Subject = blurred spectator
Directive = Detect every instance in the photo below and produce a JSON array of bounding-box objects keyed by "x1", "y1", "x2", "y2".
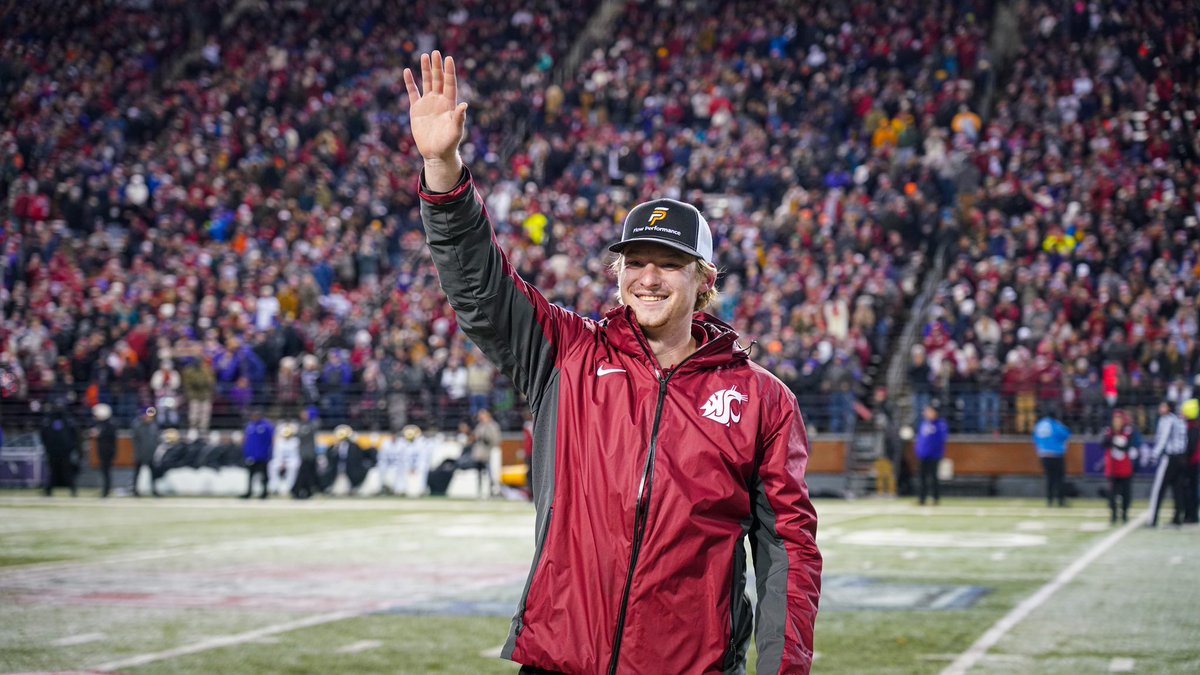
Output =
[
  {"x1": 39, "y1": 402, "x2": 79, "y2": 497},
  {"x1": 181, "y1": 356, "x2": 216, "y2": 431},
  {"x1": 292, "y1": 408, "x2": 320, "y2": 499},
  {"x1": 914, "y1": 404, "x2": 948, "y2": 506},
  {"x1": 268, "y1": 421, "x2": 300, "y2": 497},
  {"x1": 149, "y1": 358, "x2": 181, "y2": 426},
  {"x1": 868, "y1": 387, "x2": 900, "y2": 496},
  {"x1": 466, "y1": 356, "x2": 494, "y2": 418},
  {"x1": 274, "y1": 356, "x2": 301, "y2": 420},
  {"x1": 1033, "y1": 414, "x2": 1071, "y2": 507},
  {"x1": 130, "y1": 406, "x2": 161, "y2": 497},
  {"x1": 240, "y1": 408, "x2": 274, "y2": 500},
  {"x1": 1101, "y1": 408, "x2": 1140, "y2": 524},
  {"x1": 440, "y1": 356, "x2": 469, "y2": 428},
  {"x1": 907, "y1": 345, "x2": 933, "y2": 428},
  {"x1": 322, "y1": 424, "x2": 372, "y2": 495},
  {"x1": 91, "y1": 403, "x2": 117, "y2": 498},
  {"x1": 470, "y1": 409, "x2": 501, "y2": 499}
]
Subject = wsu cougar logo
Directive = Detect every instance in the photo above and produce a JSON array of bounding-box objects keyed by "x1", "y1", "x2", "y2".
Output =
[{"x1": 700, "y1": 386, "x2": 750, "y2": 426}]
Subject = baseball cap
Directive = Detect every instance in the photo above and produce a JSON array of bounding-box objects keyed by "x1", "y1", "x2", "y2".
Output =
[{"x1": 609, "y1": 198, "x2": 713, "y2": 263}]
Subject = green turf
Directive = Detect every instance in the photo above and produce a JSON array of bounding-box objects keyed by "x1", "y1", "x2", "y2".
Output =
[
  {"x1": 124, "y1": 616, "x2": 518, "y2": 675},
  {"x1": 2, "y1": 493, "x2": 1197, "y2": 674},
  {"x1": 973, "y1": 525, "x2": 1200, "y2": 675}
]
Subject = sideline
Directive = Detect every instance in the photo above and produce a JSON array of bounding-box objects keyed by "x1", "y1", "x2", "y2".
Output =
[{"x1": 940, "y1": 512, "x2": 1147, "y2": 675}]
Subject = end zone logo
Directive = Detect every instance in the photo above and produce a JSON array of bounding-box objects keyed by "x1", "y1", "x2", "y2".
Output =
[{"x1": 700, "y1": 386, "x2": 749, "y2": 426}]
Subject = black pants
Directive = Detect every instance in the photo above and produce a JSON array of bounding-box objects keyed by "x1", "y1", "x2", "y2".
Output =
[
  {"x1": 1041, "y1": 456, "x2": 1066, "y2": 506},
  {"x1": 918, "y1": 458, "x2": 940, "y2": 505},
  {"x1": 1152, "y1": 454, "x2": 1189, "y2": 526},
  {"x1": 244, "y1": 460, "x2": 269, "y2": 498},
  {"x1": 1184, "y1": 461, "x2": 1199, "y2": 524},
  {"x1": 99, "y1": 459, "x2": 113, "y2": 497},
  {"x1": 519, "y1": 667, "x2": 565, "y2": 675},
  {"x1": 1108, "y1": 476, "x2": 1131, "y2": 523},
  {"x1": 44, "y1": 459, "x2": 77, "y2": 497},
  {"x1": 291, "y1": 459, "x2": 318, "y2": 499}
]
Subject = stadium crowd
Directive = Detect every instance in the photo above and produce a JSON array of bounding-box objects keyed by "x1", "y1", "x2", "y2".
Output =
[
  {"x1": 911, "y1": 0, "x2": 1200, "y2": 434},
  {"x1": 2, "y1": 0, "x2": 1197, "y2": 444},
  {"x1": 2, "y1": 0, "x2": 598, "y2": 432}
]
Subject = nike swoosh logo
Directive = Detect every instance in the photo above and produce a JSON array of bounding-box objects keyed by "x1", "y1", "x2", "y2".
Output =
[{"x1": 597, "y1": 366, "x2": 627, "y2": 377}]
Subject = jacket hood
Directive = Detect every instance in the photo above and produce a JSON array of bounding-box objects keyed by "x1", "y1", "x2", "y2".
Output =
[{"x1": 602, "y1": 305, "x2": 749, "y2": 372}]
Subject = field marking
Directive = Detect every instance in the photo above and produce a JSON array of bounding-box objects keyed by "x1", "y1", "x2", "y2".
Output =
[
  {"x1": 838, "y1": 529, "x2": 1045, "y2": 548},
  {"x1": 88, "y1": 608, "x2": 370, "y2": 671},
  {"x1": 83, "y1": 568, "x2": 522, "y2": 671},
  {"x1": 940, "y1": 513, "x2": 1146, "y2": 675},
  {"x1": 336, "y1": 639, "x2": 382, "y2": 654},
  {"x1": 854, "y1": 569, "x2": 1051, "y2": 581},
  {"x1": 50, "y1": 632, "x2": 106, "y2": 647},
  {"x1": 0, "y1": 513, "x2": 527, "y2": 585},
  {"x1": 0, "y1": 526, "x2": 409, "y2": 583},
  {"x1": 816, "y1": 505, "x2": 1113, "y2": 520},
  {"x1": 922, "y1": 653, "x2": 1027, "y2": 663},
  {"x1": 1108, "y1": 657, "x2": 1136, "y2": 672}
]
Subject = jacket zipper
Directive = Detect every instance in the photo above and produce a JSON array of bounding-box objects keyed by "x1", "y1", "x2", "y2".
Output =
[
  {"x1": 608, "y1": 376, "x2": 668, "y2": 675},
  {"x1": 607, "y1": 326, "x2": 704, "y2": 674}
]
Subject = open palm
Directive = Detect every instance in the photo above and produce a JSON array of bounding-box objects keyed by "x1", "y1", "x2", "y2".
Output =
[{"x1": 404, "y1": 51, "x2": 468, "y2": 163}]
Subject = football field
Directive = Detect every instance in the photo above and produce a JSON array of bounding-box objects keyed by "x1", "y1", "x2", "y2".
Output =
[{"x1": 2, "y1": 492, "x2": 1198, "y2": 674}]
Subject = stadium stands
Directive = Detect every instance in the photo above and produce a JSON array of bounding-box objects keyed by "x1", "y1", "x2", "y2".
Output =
[
  {"x1": 3, "y1": 0, "x2": 1198, "y2": 446},
  {"x1": 916, "y1": 0, "x2": 1200, "y2": 433}
]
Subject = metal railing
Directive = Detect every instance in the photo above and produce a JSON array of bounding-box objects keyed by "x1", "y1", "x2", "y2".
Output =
[{"x1": 914, "y1": 381, "x2": 1165, "y2": 439}]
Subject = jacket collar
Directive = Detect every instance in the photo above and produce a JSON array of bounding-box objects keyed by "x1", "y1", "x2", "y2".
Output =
[{"x1": 602, "y1": 305, "x2": 749, "y2": 373}]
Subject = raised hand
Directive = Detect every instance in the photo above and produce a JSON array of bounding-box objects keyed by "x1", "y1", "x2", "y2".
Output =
[{"x1": 404, "y1": 51, "x2": 468, "y2": 191}]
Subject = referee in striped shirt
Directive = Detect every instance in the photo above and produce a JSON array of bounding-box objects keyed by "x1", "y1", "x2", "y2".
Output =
[{"x1": 1148, "y1": 401, "x2": 1191, "y2": 527}]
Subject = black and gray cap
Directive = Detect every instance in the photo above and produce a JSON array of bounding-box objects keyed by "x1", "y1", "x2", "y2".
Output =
[{"x1": 608, "y1": 198, "x2": 714, "y2": 264}]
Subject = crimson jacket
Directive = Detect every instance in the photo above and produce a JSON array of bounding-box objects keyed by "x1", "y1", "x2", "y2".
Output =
[
  {"x1": 420, "y1": 169, "x2": 821, "y2": 674},
  {"x1": 1102, "y1": 424, "x2": 1139, "y2": 479}
]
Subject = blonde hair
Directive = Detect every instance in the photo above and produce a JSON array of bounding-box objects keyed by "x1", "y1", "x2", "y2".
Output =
[{"x1": 608, "y1": 254, "x2": 720, "y2": 312}]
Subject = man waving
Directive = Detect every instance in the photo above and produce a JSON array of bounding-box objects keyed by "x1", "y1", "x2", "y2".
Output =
[{"x1": 406, "y1": 51, "x2": 821, "y2": 674}]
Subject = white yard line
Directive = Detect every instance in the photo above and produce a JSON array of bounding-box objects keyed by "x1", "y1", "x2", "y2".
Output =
[
  {"x1": 89, "y1": 609, "x2": 368, "y2": 671},
  {"x1": 479, "y1": 644, "x2": 505, "y2": 658},
  {"x1": 85, "y1": 572, "x2": 518, "y2": 671},
  {"x1": 940, "y1": 513, "x2": 1146, "y2": 675},
  {"x1": 1108, "y1": 657, "x2": 1136, "y2": 672},
  {"x1": 0, "y1": 513, "x2": 515, "y2": 584},
  {"x1": 50, "y1": 632, "x2": 107, "y2": 647},
  {"x1": 336, "y1": 639, "x2": 382, "y2": 654},
  {"x1": 0, "y1": 525, "x2": 418, "y2": 584}
]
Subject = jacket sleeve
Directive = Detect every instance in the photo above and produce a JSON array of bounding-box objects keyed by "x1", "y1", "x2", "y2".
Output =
[
  {"x1": 1152, "y1": 417, "x2": 1169, "y2": 459},
  {"x1": 419, "y1": 168, "x2": 579, "y2": 411},
  {"x1": 750, "y1": 390, "x2": 822, "y2": 674}
]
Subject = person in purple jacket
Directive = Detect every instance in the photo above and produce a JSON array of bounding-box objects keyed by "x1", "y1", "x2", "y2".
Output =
[
  {"x1": 914, "y1": 404, "x2": 949, "y2": 506},
  {"x1": 241, "y1": 408, "x2": 274, "y2": 499}
]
